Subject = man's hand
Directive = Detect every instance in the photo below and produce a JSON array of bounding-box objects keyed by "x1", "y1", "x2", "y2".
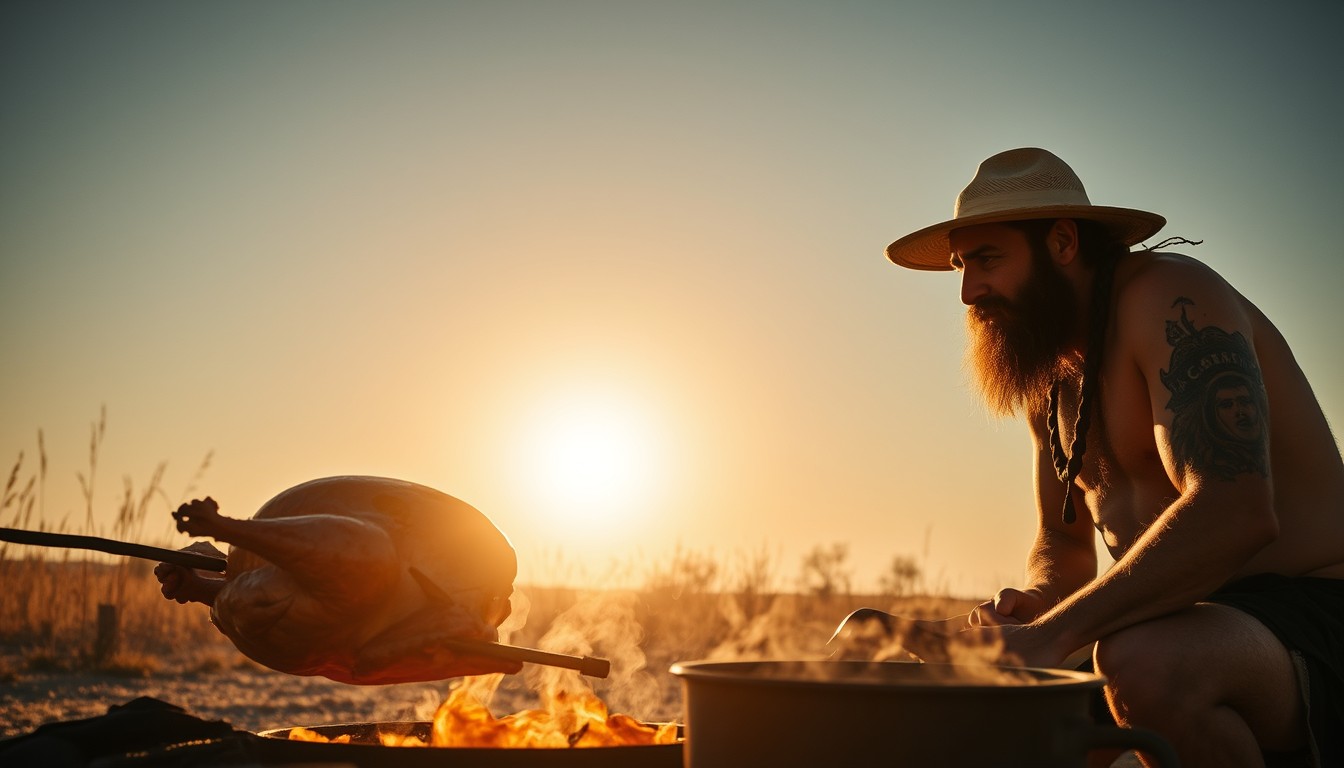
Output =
[
  {"x1": 154, "y1": 540, "x2": 227, "y2": 605},
  {"x1": 968, "y1": 587, "x2": 1051, "y2": 627},
  {"x1": 964, "y1": 623, "x2": 1063, "y2": 669}
]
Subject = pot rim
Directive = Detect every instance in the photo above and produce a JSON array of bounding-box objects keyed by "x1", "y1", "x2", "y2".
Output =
[{"x1": 669, "y1": 659, "x2": 1104, "y2": 692}]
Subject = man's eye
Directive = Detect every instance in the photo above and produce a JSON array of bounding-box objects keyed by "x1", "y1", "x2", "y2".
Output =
[{"x1": 952, "y1": 251, "x2": 1001, "y2": 270}]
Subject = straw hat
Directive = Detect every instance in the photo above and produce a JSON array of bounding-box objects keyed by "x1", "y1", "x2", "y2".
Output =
[{"x1": 885, "y1": 148, "x2": 1166, "y2": 271}]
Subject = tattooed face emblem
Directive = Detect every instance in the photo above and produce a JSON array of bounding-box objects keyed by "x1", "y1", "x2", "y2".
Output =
[
  {"x1": 1160, "y1": 299, "x2": 1270, "y2": 479},
  {"x1": 1212, "y1": 378, "x2": 1263, "y2": 442}
]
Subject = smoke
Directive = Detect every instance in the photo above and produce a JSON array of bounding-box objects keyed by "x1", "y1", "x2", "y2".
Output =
[
  {"x1": 530, "y1": 590, "x2": 662, "y2": 718},
  {"x1": 707, "y1": 595, "x2": 830, "y2": 661},
  {"x1": 399, "y1": 588, "x2": 669, "y2": 727}
]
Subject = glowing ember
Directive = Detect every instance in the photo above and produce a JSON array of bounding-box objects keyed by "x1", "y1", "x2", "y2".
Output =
[{"x1": 287, "y1": 687, "x2": 677, "y2": 748}]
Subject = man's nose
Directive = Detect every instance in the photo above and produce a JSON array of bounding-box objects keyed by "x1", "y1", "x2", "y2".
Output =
[{"x1": 961, "y1": 270, "x2": 990, "y2": 306}]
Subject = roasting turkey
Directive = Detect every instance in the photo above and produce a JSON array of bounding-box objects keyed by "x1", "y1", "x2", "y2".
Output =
[{"x1": 155, "y1": 476, "x2": 519, "y2": 684}]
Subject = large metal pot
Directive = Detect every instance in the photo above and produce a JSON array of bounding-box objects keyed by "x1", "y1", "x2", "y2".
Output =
[
  {"x1": 253, "y1": 721, "x2": 683, "y2": 767},
  {"x1": 670, "y1": 660, "x2": 1178, "y2": 768}
]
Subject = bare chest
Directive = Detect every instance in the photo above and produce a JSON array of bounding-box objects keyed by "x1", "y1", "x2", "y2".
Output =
[{"x1": 1052, "y1": 366, "x2": 1177, "y2": 550}]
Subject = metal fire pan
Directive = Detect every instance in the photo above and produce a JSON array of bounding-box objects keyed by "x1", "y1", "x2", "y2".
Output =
[{"x1": 250, "y1": 721, "x2": 683, "y2": 768}]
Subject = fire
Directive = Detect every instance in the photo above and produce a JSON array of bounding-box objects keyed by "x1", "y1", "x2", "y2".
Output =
[
  {"x1": 287, "y1": 686, "x2": 677, "y2": 748},
  {"x1": 286, "y1": 726, "x2": 349, "y2": 743},
  {"x1": 286, "y1": 591, "x2": 676, "y2": 748},
  {"x1": 427, "y1": 687, "x2": 676, "y2": 748}
]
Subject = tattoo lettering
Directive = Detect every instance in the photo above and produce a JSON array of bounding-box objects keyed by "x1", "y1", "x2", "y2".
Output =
[{"x1": 1159, "y1": 298, "x2": 1269, "y2": 480}]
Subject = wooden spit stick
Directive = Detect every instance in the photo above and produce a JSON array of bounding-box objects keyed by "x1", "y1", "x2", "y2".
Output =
[
  {"x1": 438, "y1": 638, "x2": 612, "y2": 679},
  {"x1": 0, "y1": 527, "x2": 227, "y2": 571},
  {"x1": 406, "y1": 566, "x2": 612, "y2": 678}
]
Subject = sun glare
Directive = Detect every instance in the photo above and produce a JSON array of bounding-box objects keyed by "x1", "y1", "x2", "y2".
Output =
[{"x1": 518, "y1": 391, "x2": 660, "y2": 533}]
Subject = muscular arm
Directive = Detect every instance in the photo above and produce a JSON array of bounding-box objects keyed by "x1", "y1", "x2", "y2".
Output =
[{"x1": 1025, "y1": 259, "x2": 1277, "y2": 660}]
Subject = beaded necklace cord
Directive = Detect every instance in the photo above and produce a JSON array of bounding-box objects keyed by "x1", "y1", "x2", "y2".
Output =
[
  {"x1": 1046, "y1": 252, "x2": 1111, "y2": 525},
  {"x1": 1045, "y1": 236, "x2": 1201, "y2": 525}
]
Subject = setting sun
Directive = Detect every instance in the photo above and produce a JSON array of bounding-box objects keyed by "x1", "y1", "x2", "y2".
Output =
[{"x1": 517, "y1": 390, "x2": 662, "y2": 533}]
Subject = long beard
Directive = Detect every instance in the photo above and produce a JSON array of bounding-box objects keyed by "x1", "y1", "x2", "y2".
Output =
[{"x1": 964, "y1": 250, "x2": 1079, "y2": 417}]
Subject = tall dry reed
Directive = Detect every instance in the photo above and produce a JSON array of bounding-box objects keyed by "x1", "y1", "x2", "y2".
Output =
[
  {"x1": 2, "y1": 414, "x2": 967, "y2": 676},
  {"x1": 1, "y1": 412, "x2": 224, "y2": 670}
]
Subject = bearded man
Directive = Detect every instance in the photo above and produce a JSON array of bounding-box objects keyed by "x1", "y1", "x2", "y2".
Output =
[{"x1": 885, "y1": 148, "x2": 1344, "y2": 767}]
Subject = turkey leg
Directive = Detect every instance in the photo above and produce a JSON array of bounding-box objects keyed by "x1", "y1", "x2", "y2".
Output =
[{"x1": 171, "y1": 497, "x2": 400, "y2": 603}]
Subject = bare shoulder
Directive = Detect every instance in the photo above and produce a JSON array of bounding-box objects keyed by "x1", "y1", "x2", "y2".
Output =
[
  {"x1": 1112, "y1": 251, "x2": 1251, "y2": 341},
  {"x1": 1115, "y1": 251, "x2": 1230, "y2": 304}
]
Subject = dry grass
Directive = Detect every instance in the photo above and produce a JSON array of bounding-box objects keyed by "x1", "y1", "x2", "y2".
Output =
[
  {"x1": 0, "y1": 558, "x2": 237, "y2": 669},
  {"x1": 1, "y1": 415, "x2": 971, "y2": 677},
  {"x1": 1, "y1": 411, "x2": 228, "y2": 670},
  {"x1": 0, "y1": 560, "x2": 972, "y2": 677}
]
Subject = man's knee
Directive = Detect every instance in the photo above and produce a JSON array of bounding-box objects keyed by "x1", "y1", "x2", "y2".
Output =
[
  {"x1": 1093, "y1": 624, "x2": 1195, "y2": 722},
  {"x1": 1095, "y1": 606, "x2": 1308, "y2": 756},
  {"x1": 1095, "y1": 623, "x2": 1177, "y2": 681}
]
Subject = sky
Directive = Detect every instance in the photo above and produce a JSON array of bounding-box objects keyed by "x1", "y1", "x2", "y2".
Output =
[{"x1": 3, "y1": 0, "x2": 1342, "y2": 597}]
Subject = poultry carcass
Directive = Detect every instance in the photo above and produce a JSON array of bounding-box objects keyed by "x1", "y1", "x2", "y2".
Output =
[{"x1": 156, "y1": 476, "x2": 518, "y2": 684}]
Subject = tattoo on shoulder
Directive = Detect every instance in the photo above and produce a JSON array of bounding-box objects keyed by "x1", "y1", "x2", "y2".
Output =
[{"x1": 1158, "y1": 297, "x2": 1270, "y2": 480}]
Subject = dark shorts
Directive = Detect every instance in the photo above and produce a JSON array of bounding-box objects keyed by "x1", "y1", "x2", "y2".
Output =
[
  {"x1": 1082, "y1": 573, "x2": 1344, "y2": 767},
  {"x1": 1207, "y1": 573, "x2": 1344, "y2": 767}
]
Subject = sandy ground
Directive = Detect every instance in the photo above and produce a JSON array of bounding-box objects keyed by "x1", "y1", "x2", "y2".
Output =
[
  {"x1": 0, "y1": 653, "x2": 684, "y2": 741},
  {"x1": 2, "y1": 665, "x2": 442, "y2": 739}
]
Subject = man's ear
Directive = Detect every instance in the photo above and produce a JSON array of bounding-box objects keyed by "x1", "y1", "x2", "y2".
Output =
[{"x1": 1048, "y1": 219, "x2": 1080, "y2": 265}]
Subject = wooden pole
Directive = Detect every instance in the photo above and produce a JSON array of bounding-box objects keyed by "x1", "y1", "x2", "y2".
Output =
[{"x1": 94, "y1": 603, "x2": 119, "y2": 664}]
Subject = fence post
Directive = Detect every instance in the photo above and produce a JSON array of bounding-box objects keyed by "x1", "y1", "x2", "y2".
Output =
[{"x1": 94, "y1": 603, "x2": 119, "y2": 664}]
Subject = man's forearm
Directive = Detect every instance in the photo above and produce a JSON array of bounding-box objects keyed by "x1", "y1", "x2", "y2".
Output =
[
  {"x1": 1022, "y1": 527, "x2": 1097, "y2": 609},
  {"x1": 1033, "y1": 486, "x2": 1275, "y2": 652}
]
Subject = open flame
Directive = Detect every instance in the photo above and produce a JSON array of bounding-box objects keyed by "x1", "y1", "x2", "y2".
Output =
[
  {"x1": 425, "y1": 685, "x2": 676, "y2": 748},
  {"x1": 289, "y1": 590, "x2": 678, "y2": 748},
  {"x1": 287, "y1": 683, "x2": 676, "y2": 748}
]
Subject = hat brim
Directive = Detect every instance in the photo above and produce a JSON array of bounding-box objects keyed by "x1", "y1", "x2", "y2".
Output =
[{"x1": 885, "y1": 205, "x2": 1167, "y2": 271}]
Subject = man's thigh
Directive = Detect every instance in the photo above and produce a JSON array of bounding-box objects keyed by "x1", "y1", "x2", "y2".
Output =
[{"x1": 1095, "y1": 602, "x2": 1306, "y2": 751}]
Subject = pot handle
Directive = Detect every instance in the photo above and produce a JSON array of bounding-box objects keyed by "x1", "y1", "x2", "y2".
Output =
[{"x1": 1079, "y1": 723, "x2": 1180, "y2": 768}]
